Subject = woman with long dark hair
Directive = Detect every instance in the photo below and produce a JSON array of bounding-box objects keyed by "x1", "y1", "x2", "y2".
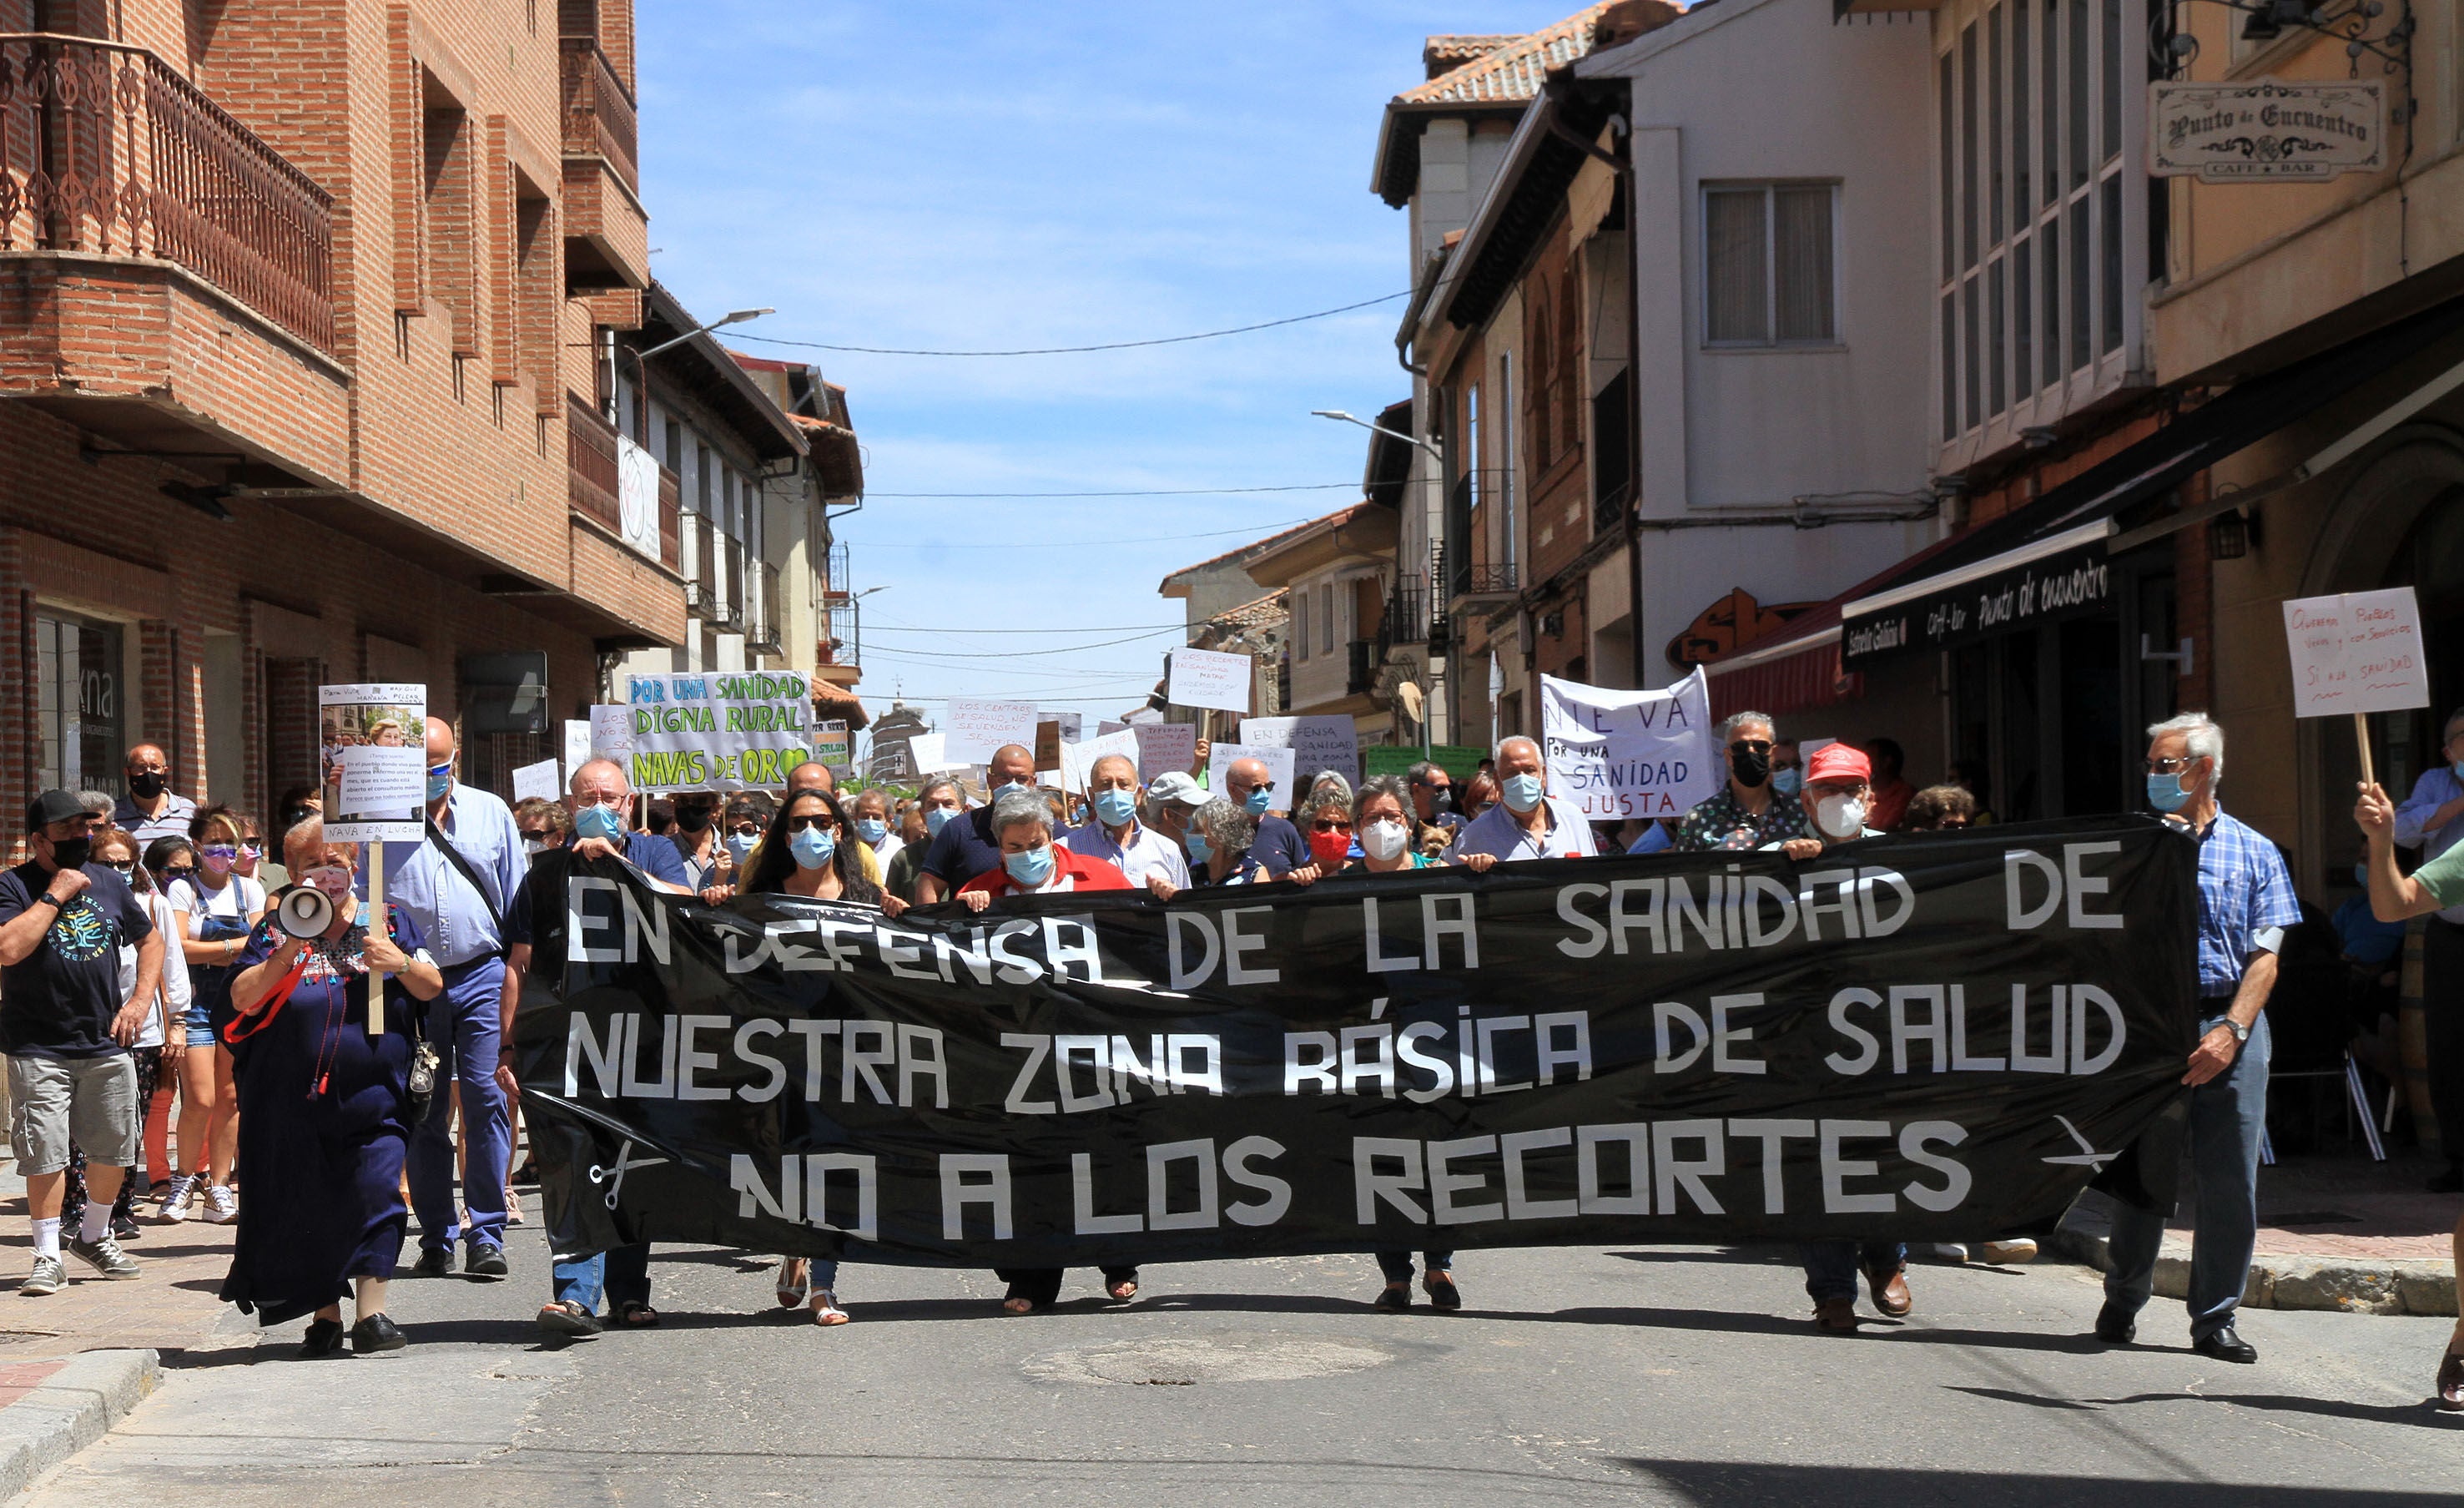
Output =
[{"x1": 738, "y1": 785, "x2": 905, "y2": 1325}]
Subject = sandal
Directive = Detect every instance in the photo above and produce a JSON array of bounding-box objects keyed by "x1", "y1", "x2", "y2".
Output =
[
  {"x1": 811, "y1": 1289, "x2": 849, "y2": 1326},
  {"x1": 1105, "y1": 1276, "x2": 1138, "y2": 1303},
  {"x1": 536, "y1": 1300, "x2": 602, "y2": 1338},
  {"x1": 1423, "y1": 1269, "x2": 1461, "y2": 1312},
  {"x1": 776, "y1": 1258, "x2": 810, "y2": 1309},
  {"x1": 1374, "y1": 1281, "x2": 1411, "y2": 1313},
  {"x1": 2438, "y1": 1347, "x2": 2463, "y2": 1413},
  {"x1": 614, "y1": 1300, "x2": 660, "y2": 1328},
  {"x1": 1001, "y1": 1286, "x2": 1041, "y2": 1315}
]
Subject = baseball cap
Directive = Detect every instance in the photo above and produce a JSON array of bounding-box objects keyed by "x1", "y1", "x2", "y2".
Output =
[
  {"x1": 25, "y1": 789, "x2": 89, "y2": 832},
  {"x1": 1147, "y1": 771, "x2": 1208, "y2": 808},
  {"x1": 1806, "y1": 743, "x2": 1873, "y2": 785}
]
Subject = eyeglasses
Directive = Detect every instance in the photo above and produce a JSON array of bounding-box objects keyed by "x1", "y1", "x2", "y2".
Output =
[
  {"x1": 1309, "y1": 818, "x2": 1353, "y2": 834},
  {"x1": 1728, "y1": 739, "x2": 1774, "y2": 754},
  {"x1": 787, "y1": 814, "x2": 836, "y2": 833},
  {"x1": 1239, "y1": 780, "x2": 1276, "y2": 794},
  {"x1": 2143, "y1": 756, "x2": 2198, "y2": 774}
]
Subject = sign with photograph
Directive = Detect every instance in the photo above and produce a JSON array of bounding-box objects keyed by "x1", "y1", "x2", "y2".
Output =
[
  {"x1": 320, "y1": 683, "x2": 426, "y2": 843},
  {"x1": 2149, "y1": 78, "x2": 2384, "y2": 182}
]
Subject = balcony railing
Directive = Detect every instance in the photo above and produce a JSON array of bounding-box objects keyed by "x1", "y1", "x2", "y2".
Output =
[
  {"x1": 749, "y1": 562, "x2": 782, "y2": 653},
  {"x1": 559, "y1": 37, "x2": 637, "y2": 193},
  {"x1": 566, "y1": 393, "x2": 622, "y2": 532},
  {"x1": 685, "y1": 513, "x2": 717, "y2": 614},
  {"x1": 1346, "y1": 638, "x2": 1376, "y2": 698},
  {"x1": 720, "y1": 540, "x2": 744, "y2": 632},
  {"x1": 0, "y1": 35, "x2": 336, "y2": 351},
  {"x1": 1594, "y1": 477, "x2": 1632, "y2": 536},
  {"x1": 818, "y1": 600, "x2": 858, "y2": 673},
  {"x1": 1464, "y1": 562, "x2": 1519, "y2": 598}
]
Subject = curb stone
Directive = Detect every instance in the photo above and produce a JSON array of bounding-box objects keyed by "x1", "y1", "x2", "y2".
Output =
[
  {"x1": 2049, "y1": 1192, "x2": 2457, "y2": 1318},
  {"x1": 0, "y1": 1349, "x2": 158, "y2": 1503}
]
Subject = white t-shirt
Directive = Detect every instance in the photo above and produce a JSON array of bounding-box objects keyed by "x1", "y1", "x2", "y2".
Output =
[
  {"x1": 113, "y1": 891, "x2": 192, "y2": 1049},
  {"x1": 166, "y1": 874, "x2": 265, "y2": 938}
]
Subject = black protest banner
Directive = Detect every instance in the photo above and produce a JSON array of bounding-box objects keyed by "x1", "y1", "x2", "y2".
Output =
[{"x1": 516, "y1": 816, "x2": 2199, "y2": 1268}]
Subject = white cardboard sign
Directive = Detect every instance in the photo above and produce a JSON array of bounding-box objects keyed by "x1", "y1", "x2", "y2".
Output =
[
  {"x1": 588, "y1": 704, "x2": 633, "y2": 763},
  {"x1": 2283, "y1": 588, "x2": 2430, "y2": 719},
  {"x1": 1239, "y1": 714, "x2": 1359, "y2": 789},
  {"x1": 511, "y1": 758, "x2": 562, "y2": 804},
  {"x1": 1131, "y1": 721, "x2": 1198, "y2": 781},
  {"x1": 561, "y1": 719, "x2": 592, "y2": 789},
  {"x1": 1538, "y1": 667, "x2": 1720, "y2": 821},
  {"x1": 1168, "y1": 648, "x2": 1252, "y2": 714},
  {"x1": 944, "y1": 699, "x2": 1041, "y2": 765},
  {"x1": 1061, "y1": 729, "x2": 1141, "y2": 793},
  {"x1": 1207, "y1": 742, "x2": 1296, "y2": 811},
  {"x1": 906, "y1": 732, "x2": 951, "y2": 775}
]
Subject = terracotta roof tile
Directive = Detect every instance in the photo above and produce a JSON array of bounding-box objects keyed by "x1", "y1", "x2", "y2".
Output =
[
  {"x1": 1394, "y1": 4, "x2": 1615, "y2": 106},
  {"x1": 1423, "y1": 33, "x2": 1522, "y2": 75},
  {"x1": 1210, "y1": 589, "x2": 1290, "y2": 632},
  {"x1": 1158, "y1": 514, "x2": 1323, "y2": 588}
]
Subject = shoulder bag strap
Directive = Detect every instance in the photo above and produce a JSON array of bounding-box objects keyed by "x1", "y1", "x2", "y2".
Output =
[{"x1": 426, "y1": 815, "x2": 509, "y2": 956}]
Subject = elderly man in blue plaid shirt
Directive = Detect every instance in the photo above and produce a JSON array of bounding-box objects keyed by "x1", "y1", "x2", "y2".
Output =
[{"x1": 2097, "y1": 713, "x2": 2300, "y2": 1364}]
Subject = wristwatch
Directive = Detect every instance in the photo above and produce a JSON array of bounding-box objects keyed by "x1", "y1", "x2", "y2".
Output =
[
  {"x1": 31, "y1": 894, "x2": 58, "y2": 910},
  {"x1": 2223, "y1": 1019, "x2": 2250, "y2": 1044}
]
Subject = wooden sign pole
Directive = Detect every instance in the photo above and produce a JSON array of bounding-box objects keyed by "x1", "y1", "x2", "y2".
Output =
[
  {"x1": 365, "y1": 840, "x2": 385, "y2": 1036},
  {"x1": 2355, "y1": 711, "x2": 2376, "y2": 789}
]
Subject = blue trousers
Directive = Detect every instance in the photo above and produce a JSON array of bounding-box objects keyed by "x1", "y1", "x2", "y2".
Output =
[
  {"x1": 2105, "y1": 1011, "x2": 2269, "y2": 1342},
  {"x1": 1801, "y1": 1241, "x2": 1907, "y2": 1304},
  {"x1": 1375, "y1": 1250, "x2": 1453, "y2": 1283},
  {"x1": 552, "y1": 1244, "x2": 651, "y2": 1314},
  {"x1": 406, "y1": 956, "x2": 510, "y2": 1255}
]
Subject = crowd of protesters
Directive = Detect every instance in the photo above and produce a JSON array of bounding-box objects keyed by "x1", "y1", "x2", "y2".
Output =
[{"x1": 0, "y1": 706, "x2": 2456, "y2": 1412}]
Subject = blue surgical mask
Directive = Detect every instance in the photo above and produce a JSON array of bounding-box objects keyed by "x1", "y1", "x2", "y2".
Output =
[
  {"x1": 1004, "y1": 845, "x2": 1056, "y2": 888},
  {"x1": 726, "y1": 832, "x2": 757, "y2": 864},
  {"x1": 2146, "y1": 773, "x2": 2191, "y2": 813},
  {"x1": 1092, "y1": 788, "x2": 1138, "y2": 827},
  {"x1": 999, "y1": 779, "x2": 1035, "y2": 798},
  {"x1": 854, "y1": 818, "x2": 888, "y2": 845},
  {"x1": 426, "y1": 763, "x2": 453, "y2": 801},
  {"x1": 1771, "y1": 767, "x2": 1803, "y2": 798},
  {"x1": 1243, "y1": 787, "x2": 1271, "y2": 816},
  {"x1": 1186, "y1": 829, "x2": 1212, "y2": 862},
  {"x1": 575, "y1": 803, "x2": 624, "y2": 842},
  {"x1": 1501, "y1": 772, "x2": 1544, "y2": 813},
  {"x1": 925, "y1": 806, "x2": 955, "y2": 836},
  {"x1": 790, "y1": 826, "x2": 837, "y2": 870}
]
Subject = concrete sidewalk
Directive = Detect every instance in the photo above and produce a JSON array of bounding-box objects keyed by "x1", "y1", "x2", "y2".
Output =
[{"x1": 2050, "y1": 1147, "x2": 2459, "y2": 1317}]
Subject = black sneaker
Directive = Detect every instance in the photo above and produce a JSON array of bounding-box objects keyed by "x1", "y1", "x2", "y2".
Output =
[
  {"x1": 350, "y1": 1313, "x2": 407, "y2": 1354},
  {"x1": 300, "y1": 1318, "x2": 346, "y2": 1359},
  {"x1": 2094, "y1": 1300, "x2": 2136, "y2": 1344},
  {"x1": 409, "y1": 1248, "x2": 453, "y2": 1279},
  {"x1": 466, "y1": 1244, "x2": 509, "y2": 1281}
]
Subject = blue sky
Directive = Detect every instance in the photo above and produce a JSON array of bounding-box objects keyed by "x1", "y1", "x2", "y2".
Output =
[{"x1": 634, "y1": 1, "x2": 1580, "y2": 737}]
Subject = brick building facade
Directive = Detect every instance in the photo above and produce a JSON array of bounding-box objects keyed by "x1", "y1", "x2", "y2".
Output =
[{"x1": 0, "y1": 0, "x2": 678, "y2": 834}]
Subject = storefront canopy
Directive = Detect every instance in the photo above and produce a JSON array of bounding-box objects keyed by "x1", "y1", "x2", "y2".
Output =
[{"x1": 1837, "y1": 292, "x2": 2464, "y2": 668}]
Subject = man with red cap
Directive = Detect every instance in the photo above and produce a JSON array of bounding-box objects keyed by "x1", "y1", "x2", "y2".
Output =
[{"x1": 1766, "y1": 742, "x2": 1907, "y2": 1328}]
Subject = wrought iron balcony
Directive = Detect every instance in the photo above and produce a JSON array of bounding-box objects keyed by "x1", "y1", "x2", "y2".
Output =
[
  {"x1": 558, "y1": 38, "x2": 637, "y2": 193},
  {"x1": 748, "y1": 562, "x2": 783, "y2": 654},
  {"x1": 1346, "y1": 638, "x2": 1376, "y2": 697},
  {"x1": 0, "y1": 34, "x2": 336, "y2": 351}
]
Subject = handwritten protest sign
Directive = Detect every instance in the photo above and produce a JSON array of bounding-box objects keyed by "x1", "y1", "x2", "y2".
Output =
[
  {"x1": 906, "y1": 732, "x2": 950, "y2": 775},
  {"x1": 511, "y1": 758, "x2": 562, "y2": 804},
  {"x1": 1207, "y1": 741, "x2": 1295, "y2": 809},
  {"x1": 813, "y1": 720, "x2": 851, "y2": 773},
  {"x1": 1061, "y1": 729, "x2": 1141, "y2": 792},
  {"x1": 1131, "y1": 721, "x2": 1198, "y2": 781},
  {"x1": 625, "y1": 672, "x2": 812, "y2": 793},
  {"x1": 562, "y1": 719, "x2": 592, "y2": 789},
  {"x1": 1168, "y1": 648, "x2": 1252, "y2": 714},
  {"x1": 945, "y1": 699, "x2": 1040, "y2": 764},
  {"x1": 1240, "y1": 714, "x2": 1360, "y2": 788},
  {"x1": 320, "y1": 683, "x2": 426, "y2": 844},
  {"x1": 589, "y1": 704, "x2": 632, "y2": 764},
  {"x1": 2284, "y1": 588, "x2": 2428, "y2": 718},
  {"x1": 1539, "y1": 668, "x2": 1718, "y2": 821}
]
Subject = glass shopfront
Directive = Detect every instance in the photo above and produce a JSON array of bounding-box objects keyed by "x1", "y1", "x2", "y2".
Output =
[{"x1": 35, "y1": 609, "x2": 126, "y2": 794}]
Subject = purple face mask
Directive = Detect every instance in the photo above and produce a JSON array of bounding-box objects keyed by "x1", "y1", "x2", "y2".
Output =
[{"x1": 200, "y1": 845, "x2": 238, "y2": 875}]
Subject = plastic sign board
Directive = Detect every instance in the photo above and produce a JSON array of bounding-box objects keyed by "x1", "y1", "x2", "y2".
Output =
[{"x1": 2283, "y1": 588, "x2": 2429, "y2": 718}]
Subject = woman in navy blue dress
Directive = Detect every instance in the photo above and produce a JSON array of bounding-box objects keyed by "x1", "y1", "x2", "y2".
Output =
[{"x1": 221, "y1": 819, "x2": 443, "y2": 1357}]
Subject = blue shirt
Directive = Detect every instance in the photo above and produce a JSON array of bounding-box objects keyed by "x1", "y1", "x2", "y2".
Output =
[
  {"x1": 2189, "y1": 808, "x2": 2300, "y2": 999},
  {"x1": 920, "y1": 805, "x2": 1009, "y2": 891},
  {"x1": 1251, "y1": 814, "x2": 1308, "y2": 878},
  {"x1": 379, "y1": 784, "x2": 523, "y2": 969},
  {"x1": 1444, "y1": 795, "x2": 1600, "y2": 864},
  {"x1": 1061, "y1": 820, "x2": 1190, "y2": 891},
  {"x1": 2393, "y1": 764, "x2": 2464, "y2": 923}
]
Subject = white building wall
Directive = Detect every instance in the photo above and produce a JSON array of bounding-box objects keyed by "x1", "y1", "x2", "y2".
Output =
[{"x1": 1588, "y1": 0, "x2": 1941, "y2": 682}]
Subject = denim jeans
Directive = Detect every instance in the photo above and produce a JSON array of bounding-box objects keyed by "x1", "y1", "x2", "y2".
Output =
[
  {"x1": 1800, "y1": 1241, "x2": 1906, "y2": 1304},
  {"x1": 552, "y1": 1243, "x2": 650, "y2": 1314},
  {"x1": 407, "y1": 957, "x2": 511, "y2": 1255},
  {"x1": 2105, "y1": 1011, "x2": 2269, "y2": 1341},
  {"x1": 1375, "y1": 1250, "x2": 1454, "y2": 1283}
]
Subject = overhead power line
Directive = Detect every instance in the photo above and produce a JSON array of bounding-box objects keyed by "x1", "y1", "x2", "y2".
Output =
[
  {"x1": 729, "y1": 291, "x2": 1408, "y2": 357},
  {"x1": 868, "y1": 482, "x2": 1357, "y2": 499},
  {"x1": 840, "y1": 518, "x2": 1313, "y2": 551}
]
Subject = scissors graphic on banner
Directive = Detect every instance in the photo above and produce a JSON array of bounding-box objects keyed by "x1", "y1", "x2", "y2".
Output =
[
  {"x1": 2041, "y1": 1115, "x2": 2119, "y2": 1171},
  {"x1": 587, "y1": 1139, "x2": 669, "y2": 1209}
]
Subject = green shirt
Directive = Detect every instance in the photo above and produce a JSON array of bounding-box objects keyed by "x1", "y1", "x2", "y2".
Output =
[{"x1": 2416, "y1": 839, "x2": 2464, "y2": 910}]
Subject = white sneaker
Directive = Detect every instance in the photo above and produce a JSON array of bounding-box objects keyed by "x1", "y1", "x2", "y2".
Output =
[
  {"x1": 1974, "y1": 1238, "x2": 2038, "y2": 1265},
  {"x1": 154, "y1": 1172, "x2": 198, "y2": 1224},
  {"x1": 200, "y1": 1184, "x2": 238, "y2": 1225}
]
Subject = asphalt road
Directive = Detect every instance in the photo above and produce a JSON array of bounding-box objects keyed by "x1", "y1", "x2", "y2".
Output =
[{"x1": 24, "y1": 1204, "x2": 2463, "y2": 1507}]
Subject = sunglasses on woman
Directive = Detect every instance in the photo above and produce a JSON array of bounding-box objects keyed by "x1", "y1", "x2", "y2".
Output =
[
  {"x1": 1309, "y1": 818, "x2": 1353, "y2": 834},
  {"x1": 787, "y1": 814, "x2": 836, "y2": 833},
  {"x1": 160, "y1": 865, "x2": 196, "y2": 882},
  {"x1": 103, "y1": 860, "x2": 135, "y2": 876}
]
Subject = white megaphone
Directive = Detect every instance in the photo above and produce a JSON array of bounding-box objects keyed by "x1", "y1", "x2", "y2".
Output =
[{"x1": 276, "y1": 884, "x2": 335, "y2": 940}]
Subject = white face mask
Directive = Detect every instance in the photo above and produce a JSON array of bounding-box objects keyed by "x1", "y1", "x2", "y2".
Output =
[
  {"x1": 1814, "y1": 794, "x2": 1868, "y2": 840},
  {"x1": 1361, "y1": 818, "x2": 1410, "y2": 863}
]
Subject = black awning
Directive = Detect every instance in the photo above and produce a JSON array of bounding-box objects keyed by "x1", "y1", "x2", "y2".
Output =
[{"x1": 1840, "y1": 291, "x2": 2464, "y2": 666}]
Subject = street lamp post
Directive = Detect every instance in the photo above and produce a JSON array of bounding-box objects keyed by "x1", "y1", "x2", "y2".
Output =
[
  {"x1": 614, "y1": 306, "x2": 773, "y2": 434},
  {"x1": 1315, "y1": 410, "x2": 1442, "y2": 757}
]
